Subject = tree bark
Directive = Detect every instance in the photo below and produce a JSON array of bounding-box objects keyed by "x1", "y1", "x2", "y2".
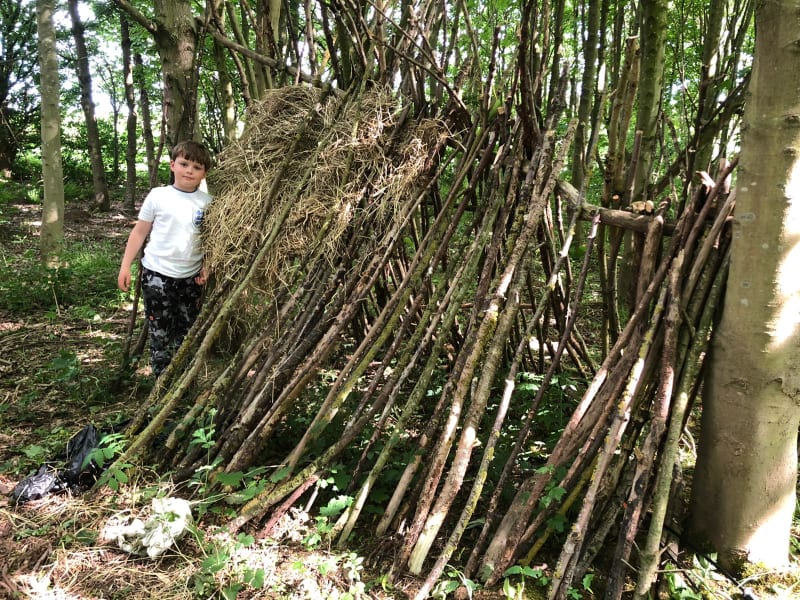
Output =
[
  {"x1": 154, "y1": 0, "x2": 200, "y2": 145},
  {"x1": 616, "y1": 0, "x2": 668, "y2": 318},
  {"x1": 133, "y1": 52, "x2": 158, "y2": 186},
  {"x1": 115, "y1": 0, "x2": 201, "y2": 147},
  {"x1": 570, "y1": 0, "x2": 601, "y2": 191},
  {"x1": 212, "y1": 38, "x2": 237, "y2": 144},
  {"x1": 688, "y1": 0, "x2": 800, "y2": 572},
  {"x1": 68, "y1": 0, "x2": 110, "y2": 212},
  {"x1": 121, "y1": 14, "x2": 138, "y2": 212},
  {"x1": 632, "y1": 0, "x2": 668, "y2": 202},
  {"x1": 37, "y1": 0, "x2": 64, "y2": 267}
]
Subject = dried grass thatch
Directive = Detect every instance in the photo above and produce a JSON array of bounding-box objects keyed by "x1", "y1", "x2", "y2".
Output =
[{"x1": 203, "y1": 85, "x2": 445, "y2": 296}]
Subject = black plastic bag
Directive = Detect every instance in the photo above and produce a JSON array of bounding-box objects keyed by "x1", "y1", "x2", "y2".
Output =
[
  {"x1": 63, "y1": 423, "x2": 102, "y2": 487},
  {"x1": 10, "y1": 424, "x2": 103, "y2": 504},
  {"x1": 11, "y1": 464, "x2": 64, "y2": 503}
]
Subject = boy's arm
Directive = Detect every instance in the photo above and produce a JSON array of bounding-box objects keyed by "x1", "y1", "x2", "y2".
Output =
[{"x1": 118, "y1": 220, "x2": 153, "y2": 292}]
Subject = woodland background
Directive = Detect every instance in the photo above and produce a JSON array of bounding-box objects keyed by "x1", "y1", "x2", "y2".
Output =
[{"x1": 1, "y1": 0, "x2": 800, "y2": 599}]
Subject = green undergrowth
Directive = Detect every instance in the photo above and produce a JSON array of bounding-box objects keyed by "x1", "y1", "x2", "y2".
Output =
[{"x1": 0, "y1": 236, "x2": 124, "y2": 315}]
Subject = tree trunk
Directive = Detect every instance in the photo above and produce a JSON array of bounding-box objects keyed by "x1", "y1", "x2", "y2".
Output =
[
  {"x1": 68, "y1": 0, "x2": 110, "y2": 212},
  {"x1": 689, "y1": 0, "x2": 725, "y2": 177},
  {"x1": 688, "y1": 0, "x2": 800, "y2": 572},
  {"x1": 37, "y1": 0, "x2": 64, "y2": 267},
  {"x1": 632, "y1": 0, "x2": 667, "y2": 202},
  {"x1": 134, "y1": 52, "x2": 158, "y2": 186},
  {"x1": 121, "y1": 14, "x2": 138, "y2": 212},
  {"x1": 570, "y1": 0, "x2": 601, "y2": 192},
  {"x1": 153, "y1": 0, "x2": 200, "y2": 146},
  {"x1": 617, "y1": 0, "x2": 668, "y2": 314},
  {"x1": 212, "y1": 38, "x2": 237, "y2": 145}
]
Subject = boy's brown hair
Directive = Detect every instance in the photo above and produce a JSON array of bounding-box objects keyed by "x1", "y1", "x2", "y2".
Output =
[{"x1": 171, "y1": 140, "x2": 213, "y2": 171}]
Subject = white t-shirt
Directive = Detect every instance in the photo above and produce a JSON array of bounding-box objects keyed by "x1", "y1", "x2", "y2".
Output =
[{"x1": 139, "y1": 185, "x2": 213, "y2": 279}]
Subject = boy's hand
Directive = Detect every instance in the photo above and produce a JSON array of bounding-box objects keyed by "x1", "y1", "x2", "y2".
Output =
[
  {"x1": 118, "y1": 220, "x2": 151, "y2": 293},
  {"x1": 118, "y1": 268, "x2": 132, "y2": 292},
  {"x1": 195, "y1": 266, "x2": 209, "y2": 286}
]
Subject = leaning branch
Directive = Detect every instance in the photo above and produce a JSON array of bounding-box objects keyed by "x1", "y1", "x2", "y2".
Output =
[{"x1": 204, "y1": 24, "x2": 319, "y2": 87}]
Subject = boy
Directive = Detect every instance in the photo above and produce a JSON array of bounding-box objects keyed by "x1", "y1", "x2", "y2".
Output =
[{"x1": 118, "y1": 141, "x2": 214, "y2": 377}]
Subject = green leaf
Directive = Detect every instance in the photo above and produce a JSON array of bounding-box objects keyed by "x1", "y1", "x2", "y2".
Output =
[
  {"x1": 269, "y1": 465, "x2": 291, "y2": 483},
  {"x1": 201, "y1": 550, "x2": 230, "y2": 573},
  {"x1": 244, "y1": 568, "x2": 265, "y2": 589},
  {"x1": 215, "y1": 471, "x2": 245, "y2": 487},
  {"x1": 546, "y1": 514, "x2": 568, "y2": 532},
  {"x1": 582, "y1": 573, "x2": 594, "y2": 590},
  {"x1": 521, "y1": 566, "x2": 545, "y2": 579},
  {"x1": 320, "y1": 495, "x2": 353, "y2": 518},
  {"x1": 443, "y1": 580, "x2": 460, "y2": 594},
  {"x1": 319, "y1": 558, "x2": 337, "y2": 576}
]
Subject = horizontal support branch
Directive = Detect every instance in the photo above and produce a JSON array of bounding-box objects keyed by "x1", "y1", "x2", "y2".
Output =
[{"x1": 556, "y1": 180, "x2": 676, "y2": 235}]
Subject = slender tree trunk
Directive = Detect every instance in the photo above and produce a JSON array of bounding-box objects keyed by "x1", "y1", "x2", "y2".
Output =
[
  {"x1": 102, "y1": 64, "x2": 122, "y2": 181},
  {"x1": 37, "y1": 0, "x2": 64, "y2": 267},
  {"x1": 632, "y1": 0, "x2": 667, "y2": 202},
  {"x1": 689, "y1": 0, "x2": 725, "y2": 177},
  {"x1": 570, "y1": 0, "x2": 601, "y2": 192},
  {"x1": 689, "y1": 0, "x2": 800, "y2": 572},
  {"x1": 223, "y1": 0, "x2": 258, "y2": 102},
  {"x1": 68, "y1": 0, "x2": 110, "y2": 211},
  {"x1": 134, "y1": 52, "x2": 157, "y2": 185},
  {"x1": 121, "y1": 14, "x2": 138, "y2": 212},
  {"x1": 212, "y1": 39, "x2": 237, "y2": 145},
  {"x1": 616, "y1": 0, "x2": 667, "y2": 312}
]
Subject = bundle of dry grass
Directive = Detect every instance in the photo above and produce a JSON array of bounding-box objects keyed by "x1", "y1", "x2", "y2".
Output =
[{"x1": 203, "y1": 85, "x2": 444, "y2": 296}]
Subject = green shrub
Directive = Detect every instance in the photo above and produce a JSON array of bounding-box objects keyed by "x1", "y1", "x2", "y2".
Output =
[
  {"x1": 61, "y1": 159, "x2": 92, "y2": 187},
  {"x1": 0, "y1": 180, "x2": 36, "y2": 205},
  {"x1": 64, "y1": 180, "x2": 92, "y2": 203},
  {"x1": 11, "y1": 153, "x2": 42, "y2": 183}
]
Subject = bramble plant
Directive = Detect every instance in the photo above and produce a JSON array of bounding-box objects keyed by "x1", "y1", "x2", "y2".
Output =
[
  {"x1": 84, "y1": 432, "x2": 127, "y2": 470},
  {"x1": 189, "y1": 409, "x2": 218, "y2": 451}
]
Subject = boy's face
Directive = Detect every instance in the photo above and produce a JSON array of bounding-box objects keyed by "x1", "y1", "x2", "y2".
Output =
[{"x1": 171, "y1": 156, "x2": 207, "y2": 192}]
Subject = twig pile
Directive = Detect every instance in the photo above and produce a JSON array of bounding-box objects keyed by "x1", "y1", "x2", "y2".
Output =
[
  {"x1": 116, "y1": 80, "x2": 735, "y2": 600},
  {"x1": 474, "y1": 166, "x2": 736, "y2": 600}
]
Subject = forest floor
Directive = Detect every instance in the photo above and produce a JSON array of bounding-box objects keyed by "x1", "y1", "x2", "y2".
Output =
[
  {"x1": 1, "y1": 198, "x2": 799, "y2": 600},
  {"x1": 0, "y1": 199, "x2": 419, "y2": 600}
]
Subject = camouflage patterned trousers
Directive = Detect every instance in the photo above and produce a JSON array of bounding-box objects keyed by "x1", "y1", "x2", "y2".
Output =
[{"x1": 141, "y1": 268, "x2": 203, "y2": 377}]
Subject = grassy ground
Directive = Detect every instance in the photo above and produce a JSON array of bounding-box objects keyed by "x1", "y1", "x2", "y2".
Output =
[{"x1": 1, "y1": 196, "x2": 799, "y2": 600}]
